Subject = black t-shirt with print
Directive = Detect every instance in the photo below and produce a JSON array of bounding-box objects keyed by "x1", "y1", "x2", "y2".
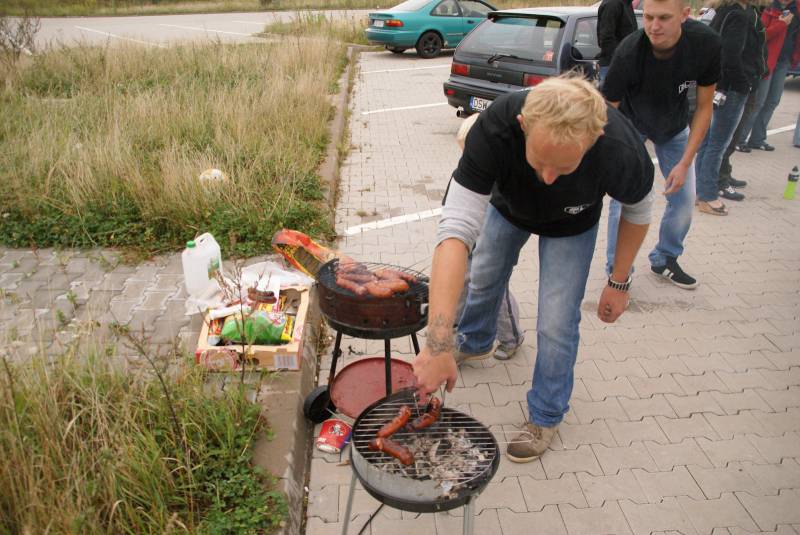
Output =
[
  {"x1": 602, "y1": 19, "x2": 721, "y2": 144},
  {"x1": 454, "y1": 89, "x2": 654, "y2": 238}
]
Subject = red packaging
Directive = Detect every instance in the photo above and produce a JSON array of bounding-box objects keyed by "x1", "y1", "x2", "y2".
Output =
[{"x1": 315, "y1": 418, "x2": 352, "y2": 454}]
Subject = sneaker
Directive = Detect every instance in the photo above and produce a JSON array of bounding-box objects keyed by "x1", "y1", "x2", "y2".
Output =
[
  {"x1": 651, "y1": 257, "x2": 698, "y2": 290},
  {"x1": 727, "y1": 177, "x2": 747, "y2": 188},
  {"x1": 454, "y1": 344, "x2": 495, "y2": 365},
  {"x1": 719, "y1": 185, "x2": 745, "y2": 201},
  {"x1": 494, "y1": 339, "x2": 523, "y2": 361},
  {"x1": 506, "y1": 422, "x2": 558, "y2": 463},
  {"x1": 734, "y1": 144, "x2": 751, "y2": 153}
]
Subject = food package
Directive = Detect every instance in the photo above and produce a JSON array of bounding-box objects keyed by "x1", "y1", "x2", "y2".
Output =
[
  {"x1": 220, "y1": 310, "x2": 288, "y2": 345},
  {"x1": 271, "y1": 229, "x2": 337, "y2": 278}
]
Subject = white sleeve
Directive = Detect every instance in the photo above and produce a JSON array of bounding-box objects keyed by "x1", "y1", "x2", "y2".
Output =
[
  {"x1": 619, "y1": 184, "x2": 654, "y2": 225},
  {"x1": 435, "y1": 180, "x2": 491, "y2": 250}
]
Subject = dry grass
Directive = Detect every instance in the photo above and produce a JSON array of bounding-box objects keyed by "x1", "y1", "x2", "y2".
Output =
[
  {"x1": 0, "y1": 38, "x2": 345, "y2": 256},
  {"x1": 264, "y1": 11, "x2": 370, "y2": 44}
]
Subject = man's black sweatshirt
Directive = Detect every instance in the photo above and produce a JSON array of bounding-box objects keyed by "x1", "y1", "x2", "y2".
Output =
[{"x1": 710, "y1": 3, "x2": 766, "y2": 94}]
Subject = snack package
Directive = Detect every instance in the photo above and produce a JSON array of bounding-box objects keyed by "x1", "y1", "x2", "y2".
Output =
[
  {"x1": 271, "y1": 229, "x2": 337, "y2": 278},
  {"x1": 220, "y1": 310, "x2": 288, "y2": 345}
]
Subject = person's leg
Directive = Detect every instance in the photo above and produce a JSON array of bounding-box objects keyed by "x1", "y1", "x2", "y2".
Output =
[
  {"x1": 494, "y1": 284, "x2": 524, "y2": 360},
  {"x1": 738, "y1": 75, "x2": 770, "y2": 148},
  {"x1": 748, "y1": 61, "x2": 790, "y2": 148},
  {"x1": 719, "y1": 89, "x2": 758, "y2": 186},
  {"x1": 526, "y1": 223, "x2": 599, "y2": 427},
  {"x1": 695, "y1": 90, "x2": 748, "y2": 202},
  {"x1": 457, "y1": 205, "x2": 530, "y2": 356},
  {"x1": 649, "y1": 127, "x2": 697, "y2": 267}
]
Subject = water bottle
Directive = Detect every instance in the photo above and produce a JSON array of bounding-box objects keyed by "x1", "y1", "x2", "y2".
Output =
[
  {"x1": 785, "y1": 166, "x2": 799, "y2": 200},
  {"x1": 181, "y1": 233, "x2": 223, "y2": 298}
]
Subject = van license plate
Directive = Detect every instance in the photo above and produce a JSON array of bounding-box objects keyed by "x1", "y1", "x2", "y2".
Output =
[
  {"x1": 373, "y1": 19, "x2": 384, "y2": 27},
  {"x1": 469, "y1": 96, "x2": 490, "y2": 112}
]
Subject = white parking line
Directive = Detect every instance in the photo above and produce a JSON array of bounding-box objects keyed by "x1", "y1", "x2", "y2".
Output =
[
  {"x1": 362, "y1": 102, "x2": 448, "y2": 115},
  {"x1": 232, "y1": 20, "x2": 270, "y2": 25},
  {"x1": 343, "y1": 124, "x2": 797, "y2": 236},
  {"x1": 158, "y1": 24, "x2": 254, "y2": 37},
  {"x1": 74, "y1": 26, "x2": 166, "y2": 48},
  {"x1": 362, "y1": 65, "x2": 451, "y2": 74}
]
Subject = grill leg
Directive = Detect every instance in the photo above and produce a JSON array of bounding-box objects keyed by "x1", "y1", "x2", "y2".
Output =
[
  {"x1": 411, "y1": 332, "x2": 420, "y2": 354},
  {"x1": 328, "y1": 330, "x2": 344, "y2": 385},
  {"x1": 463, "y1": 498, "x2": 474, "y2": 535},
  {"x1": 341, "y1": 470, "x2": 357, "y2": 535},
  {"x1": 384, "y1": 338, "x2": 392, "y2": 397}
]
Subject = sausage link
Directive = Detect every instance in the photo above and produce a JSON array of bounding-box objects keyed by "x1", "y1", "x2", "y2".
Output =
[
  {"x1": 337, "y1": 271, "x2": 376, "y2": 284},
  {"x1": 377, "y1": 405, "x2": 411, "y2": 438},
  {"x1": 409, "y1": 397, "x2": 441, "y2": 431},
  {"x1": 368, "y1": 437, "x2": 414, "y2": 465},
  {"x1": 363, "y1": 281, "x2": 393, "y2": 298},
  {"x1": 336, "y1": 276, "x2": 367, "y2": 296},
  {"x1": 376, "y1": 279, "x2": 409, "y2": 294}
]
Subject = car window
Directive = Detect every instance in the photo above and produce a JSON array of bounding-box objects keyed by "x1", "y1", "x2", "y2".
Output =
[
  {"x1": 392, "y1": 0, "x2": 433, "y2": 11},
  {"x1": 432, "y1": 0, "x2": 461, "y2": 17},
  {"x1": 458, "y1": 15, "x2": 565, "y2": 63},
  {"x1": 458, "y1": 0, "x2": 492, "y2": 18},
  {"x1": 571, "y1": 17, "x2": 600, "y2": 60}
]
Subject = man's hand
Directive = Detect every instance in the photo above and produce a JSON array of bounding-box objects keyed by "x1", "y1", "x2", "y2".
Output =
[
  {"x1": 664, "y1": 161, "x2": 690, "y2": 195},
  {"x1": 412, "y1": 345, "x2": 458, "y2": 400},
  {"x1": 597, "y1": 285, "x2": 629, "y2": 323}
]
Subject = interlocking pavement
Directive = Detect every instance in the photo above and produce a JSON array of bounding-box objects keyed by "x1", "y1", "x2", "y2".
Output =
[{"x1": 305, "y1": 50, "x2": 800, "y2": 534}]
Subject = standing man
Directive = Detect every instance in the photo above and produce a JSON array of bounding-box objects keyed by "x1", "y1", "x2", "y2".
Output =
[
  {"x1": 597, "y1": 0, "x2": 638, "y2": 84},
  {"x1": 413, "y1": 75, "x2": 655, "y2": 462},
  {"x1": 603, "y1": 0, "x2": 722, "y2": 289}
]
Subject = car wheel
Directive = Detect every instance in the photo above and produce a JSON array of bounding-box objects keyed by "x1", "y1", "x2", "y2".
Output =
[
  {"x1": 386, "y1": 46, "x2": 406, "y2": 54},
  {"x1": 415, "y1": 31, "x2": 443, "y2": 59}
]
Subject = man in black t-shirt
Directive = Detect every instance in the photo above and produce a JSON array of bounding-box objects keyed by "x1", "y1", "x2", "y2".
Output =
[
  {"x1": 597, "y1": 0, "x2": 638, "y2": 83},
  {"x1": 412, "y1": 76, "x2": 655, "y2": 463},
  {"x1": 603, "y1": 0, "x2": 721, "y2": 289}
]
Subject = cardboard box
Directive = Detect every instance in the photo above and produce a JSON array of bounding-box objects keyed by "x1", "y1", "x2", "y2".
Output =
[{"x1": 195, "y1": 286, "x2": 309, "y2": 371}]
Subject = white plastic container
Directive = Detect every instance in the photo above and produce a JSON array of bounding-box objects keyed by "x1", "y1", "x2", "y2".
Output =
[{"x1": 181, "y1": 233, "x2": 223, "y2": 299}]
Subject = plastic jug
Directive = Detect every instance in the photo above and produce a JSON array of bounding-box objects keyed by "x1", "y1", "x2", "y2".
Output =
[{"x1": 182, "y1": 233, "x2": 223, "y2": 299}]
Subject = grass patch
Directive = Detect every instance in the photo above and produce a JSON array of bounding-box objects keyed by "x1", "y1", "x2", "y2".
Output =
[
  {"x1": 264, "y1": 12, "x2": 369, "y2": 45},
  {"x1": 0, "y1": 349, "x2": 287, "y2": 533},
  {"x1": 0, "y1": 39, "x2": 347, "y2": 257}
]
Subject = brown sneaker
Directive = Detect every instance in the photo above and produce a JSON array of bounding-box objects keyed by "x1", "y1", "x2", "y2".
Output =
[
  {"x1": 454, "y1": 343, "x2": 495, "y2": 365},
  {"x1": 506, "y1": 422, "x2": 557, "y2": 463}
]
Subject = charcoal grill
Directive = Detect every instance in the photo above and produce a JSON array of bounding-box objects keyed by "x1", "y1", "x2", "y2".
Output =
[
  {"x1": 341, "y1": 389, "x2": 500, "y2": 534},
  {"x1": 304, "y1": 260, "x2": 429, "y2": 423}
]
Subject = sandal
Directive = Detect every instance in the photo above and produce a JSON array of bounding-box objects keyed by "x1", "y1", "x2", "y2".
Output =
[
  {"x1": 697, "y1": 200, "x2": 728, "y2": 216},
  {"x1": 748, "y1": 142, "x2": 775, "y2": 151}
]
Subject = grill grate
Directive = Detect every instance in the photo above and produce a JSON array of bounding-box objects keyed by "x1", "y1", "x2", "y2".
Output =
[
  {"x1": 352, "y1": 393, "x2": 497, "y2": 489},
  {"x1": 317, "y1": 259, "x2": 429, "y2": 299}
]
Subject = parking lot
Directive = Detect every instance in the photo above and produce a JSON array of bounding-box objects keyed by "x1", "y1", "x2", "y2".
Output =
[{"x1": 306, "y1": 48, "x2": 800, "y2": 534}]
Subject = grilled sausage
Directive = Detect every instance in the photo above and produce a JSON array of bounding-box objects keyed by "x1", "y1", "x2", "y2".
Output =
[
  {"x1": 363, "y1": 281, "x2": 394, "y2": 298},
  {"x1": 409, "y1": 397, "x2": 441, "y2": 431},
  {"x1": 376, "y1": 278, "x2": 409, "y2": 294},
  {"x1": 336, "y1": 276, "x2": 368, "y2": 296},
  {"x1": 368, "y1": 437, "x2": 414, "y2": 465},
  {"x1": 377, "y1": 405, "x2": 412, "y2": 438},
  {"x1": 375, "y1": 268, "x2": 417, "y2": 284},
  {"x1": 337, "y1": 271, "x2": 376, "y2": 284}
]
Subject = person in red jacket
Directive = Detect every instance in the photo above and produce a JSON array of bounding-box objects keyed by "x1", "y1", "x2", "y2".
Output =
[{"x1": 738, "y1": 0, "x2": 799, "y2": 151}]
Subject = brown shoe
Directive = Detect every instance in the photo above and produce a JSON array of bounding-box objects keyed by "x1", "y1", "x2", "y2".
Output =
[
  {"x1": 454, "y1": 343, "x2": 495, "y2": 365},
  {"x1": 506, "y1": 422, "x2": 557, "y2": 463},
  {"x1": 697, "y1": 200, "x2": 727, "y2": 216}
]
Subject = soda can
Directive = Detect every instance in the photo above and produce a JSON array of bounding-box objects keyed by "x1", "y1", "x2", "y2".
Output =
[{"x1": 316, "y1": 418, "x2": 352, "y2": 454}]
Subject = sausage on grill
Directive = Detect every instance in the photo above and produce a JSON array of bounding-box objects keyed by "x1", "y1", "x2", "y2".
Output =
[
  {"x1": 376, "y1": 405, "x2": 412, "y2": 438},
  {"x1": 375, "y1": 268, "x2": 418, "y2": 284},
  {"x1": 409, "y1": 397, "x2": 441, "y2": 431},
  {"x1": 363, "y1": 281, "x2": 394, "y2": 298},
  {"x1": 336, "y1": 276, "x2": 368, "y2": 296},
  {"x1": 337, "y1": 271, "x2": 376, "y2": 284},
  {"x1": 368, "y1": 437, "x2": 415, "y2": 465}
]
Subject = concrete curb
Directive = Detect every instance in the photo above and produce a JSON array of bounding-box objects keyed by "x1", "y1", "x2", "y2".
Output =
[{"x1": 256, "y1": 43, "x2": 359, "y2": 535}]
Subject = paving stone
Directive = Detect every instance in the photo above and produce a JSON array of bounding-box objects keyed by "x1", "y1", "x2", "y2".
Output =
[
  {"x1": 688, "y1": 463, "x2": 766, "y2": 499},
  {"x1": 736, "y1": 490, "x2": 800, "y2": 532},
  {"x1": 105, "y1": 299, "x2": 139, "y2": 324},
  {"x1": 696, "y1": 436, "x2": 767, "y2": 467},
  {"x1": 748, "y1": 408, "x2": 800, "y2": 436},
  {"x1": 608, "y1": 417, "x2": 669, "y2": 446},
  {"x1": 594, "y1": 358, "x2": 648, "y2": 380},
  {"x1": 760, "y1": 368, "x2": 800, "y2": 390},
  {"x1": 747, "y1": 432, "x2": 800, "y2": 463},
  {"x1": 338, "y1": 486, "x2": 401, "y2": 521},
  {"x1": 723, "y1": 351, "x2": 778, "y2": 373},
  {"x1": 460, "y1": 363, "x2": 511, "y2": 387},
  {"x1": 757, "y1": 386, "x2": 800, "y2": 411},
  {"x1": 604, "y1": 341, "x2": 650, "y2": 361},
  {"x1": 674, "y1": 372, "x2": 731, "y2": 396},
  {"x1": 630, "y1": 374, "x2": 686, "y2": 397},
  {"x1": 469, "y1": 402, "x2": 525, "y2": 426},
  {"x1": 487, "y1": 383, "x2": 528, "y2": 406},
  {"x1": 620, "y1": 395, "x2": 678, "y2": 420},
  {"x1": 681, "y1": 356, "x2": 736, "y2": 375},
  {"x1": 705, "y1": 412, "x2": 769, "y2": 439},
  {"x1": 656, "y1": 414, "x2": 720, "y2": 442},
  {"x1": 574, "y1": 360, "x2": 603, "y2": 381},
  {"x1": 503, "y1": 363, "x2": 534, "y2": 386},
  {"x1": 497, "y1": 506, "x2": 567, "y2": 535},
  {"x1": 307, "y1": 485, "x2": 339, "y2": 522},
  {"x1": 665, "y1": 392, "x2": 725, "y2": 418},
  {"x1": 633, "y1": 465, "x2": 704, "y2": 502},
  {"x1": 557, "y1": 420, "x2": 617, "y2": 449},
  {"x1": 636, "y1": 356, "x2": 691, "y2": 377},
  {"x1": 541, "y1": 445, "x2": 603, "y2": 479},
  {"x1": 368, "y1": 511, "x2": 437, "y2": 534},
  {"x1": 139, "y1": 290, "x2": 173, "y2": 310},
  {"x1": 592, "y1": 442, "x2": 657, "y2": 475},
  {"x1": 647, "y1": 339, "x2": 696, "y2": 359},
  {"x1": 435, "y1": 509, "x2": 502, "y2": 534},
  {"x1": 764, "y1": 351, "x2": 800, "y2": 371},
  {"x1": 712, "y1": 389, "x2": 774, "y2": 414},
  {"x1": 559, "y1": 501, "x2": 632, "y2": 535},
  {"x1": 577, "y1": 469, "x2": 646, "y2": 507},
  {"x1": 309, "y1": 458, "x2": 354, "y2": 489},
  {"x1": 570, "y1": 398, "x2": 628, "y2": 424},
  {"x1": 678, "y1": 493, "x2": 759, "y2": 534},
  {"x1": 742, "y1": 459, "x2": 800, "y2": 494},
  {"x1": 619, "y1": 497, "x2": 698, "y2": 535},
  {"x1": 305, "y1": 513, "x2": 372, "y2": 535},
  {"x1": 583, "y1": 377, "x2": 638, "y2": 401},
  {"x1": 645, "y1": 438, "x2": 712, "y2": 470},
  {"x1": 475, "y1": 477, "x2": 527, "y2": 513}
]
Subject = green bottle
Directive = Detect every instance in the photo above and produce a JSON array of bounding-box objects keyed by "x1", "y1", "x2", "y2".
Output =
[{"x1": 784, "y1": 166, "x2": 799, "y2": 200}]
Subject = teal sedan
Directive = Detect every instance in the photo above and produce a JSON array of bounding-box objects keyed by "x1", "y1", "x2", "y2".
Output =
[{"x1": 366, "y1": 0, "x2": 496, "y2": 58}]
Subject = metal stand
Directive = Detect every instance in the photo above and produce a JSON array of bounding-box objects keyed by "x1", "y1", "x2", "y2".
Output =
[
  {"x1": 341, "y1": 471, "x2": 357, "y2": 535},
  {"x1": 463, "y1": 498, "x2": 474, "y2": 535}
]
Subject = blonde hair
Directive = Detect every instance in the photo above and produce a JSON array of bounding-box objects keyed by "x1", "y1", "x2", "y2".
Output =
[
  {"x1": 519, "y1": 73, "x2": 607, "y2": 145},
  {"x1": 456, "y1": 113, "x2": 480, "y2": 150}
]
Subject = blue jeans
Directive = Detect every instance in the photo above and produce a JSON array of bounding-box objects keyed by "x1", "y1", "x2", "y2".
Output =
[
  {"x1": 457, "y1": 205, "x2": 598, "y2": 427},
  {"x1": 747, "y1": 59, "x2": 791, "y2": 146},
  {"x1": 606, "y1": 127, "x2": 696, "y2": 272},
  {"x1": 695, "y1": 89, "x2": 749, "y2": 201},
  {"x1": 737, "y1": 76, "x2": 771, "y2": 146}
]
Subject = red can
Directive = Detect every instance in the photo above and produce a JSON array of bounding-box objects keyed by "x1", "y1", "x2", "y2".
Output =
[{"x1": 316, "y1": 418, "x2": 352, "y2": 454}]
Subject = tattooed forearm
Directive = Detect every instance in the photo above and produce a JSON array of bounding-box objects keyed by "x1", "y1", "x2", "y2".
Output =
[{"x1": 426, "y1": 314, "x2": 454, "y2": 355}]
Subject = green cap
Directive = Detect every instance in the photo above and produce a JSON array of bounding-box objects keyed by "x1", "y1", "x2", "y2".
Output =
[{"x1": 186, "y1": 240, "x2": 196, "y2": 248}]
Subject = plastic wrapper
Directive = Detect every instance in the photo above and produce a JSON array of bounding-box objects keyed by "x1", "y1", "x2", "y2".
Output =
[{"x1": 220, "y1": 310, "x2": 288, "y2": 345}]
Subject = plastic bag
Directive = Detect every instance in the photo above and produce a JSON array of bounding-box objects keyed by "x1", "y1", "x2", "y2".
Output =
[{"x1": 220, "y1": 310, "x2": 287, "y2": 345}]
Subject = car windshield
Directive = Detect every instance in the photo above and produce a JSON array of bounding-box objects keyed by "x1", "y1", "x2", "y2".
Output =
[
  {"x1": 458, "y1": 15, "x2": 565, "y2": 64},
  {"x1": 390, "y1": 0, "x2": 431, "y2": 11}
]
